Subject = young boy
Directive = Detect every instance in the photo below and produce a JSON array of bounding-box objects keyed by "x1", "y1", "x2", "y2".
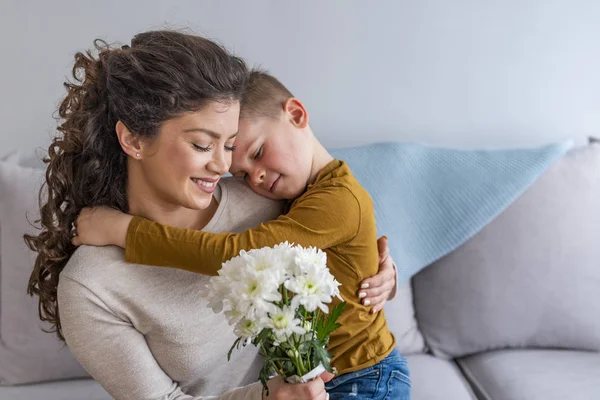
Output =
[{"x1": 74, "y1": 71, "x2": 410, "y2": 398}]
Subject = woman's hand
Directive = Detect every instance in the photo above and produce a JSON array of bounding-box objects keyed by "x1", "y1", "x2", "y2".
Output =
[
  {"x1": 358, "y1": 236, "x2": 398, "y2": 313},
  {"x1": 71, "y1": 206, "x2": 133, "y2": 248},
  {"x1": 264, "y1": 376, "x2": 328, "y2": 399}
]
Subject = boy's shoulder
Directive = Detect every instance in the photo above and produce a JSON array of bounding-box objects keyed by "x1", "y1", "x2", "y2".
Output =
[{"x1": 310, "y1": 159, "x2": 371, "y2": 202}]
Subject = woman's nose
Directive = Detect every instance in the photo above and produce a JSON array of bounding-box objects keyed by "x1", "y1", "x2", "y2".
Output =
[{"x1": 207, "y1": 148, "x2": 230, "y2": 175}]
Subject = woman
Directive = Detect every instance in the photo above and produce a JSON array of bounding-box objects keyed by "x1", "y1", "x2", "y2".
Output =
[{"x1": 25, "y1": 30, "x2": 397, "y2": 400}]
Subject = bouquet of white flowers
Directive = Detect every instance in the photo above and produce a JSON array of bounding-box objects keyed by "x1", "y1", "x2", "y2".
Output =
[{"x1": 204, "y1": 242, "x2": 346, "y2": 392}]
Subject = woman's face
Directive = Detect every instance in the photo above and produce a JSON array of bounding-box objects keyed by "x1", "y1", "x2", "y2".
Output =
[{"x1": 134, "y1": 101, "x2": 240, "y2": 211}]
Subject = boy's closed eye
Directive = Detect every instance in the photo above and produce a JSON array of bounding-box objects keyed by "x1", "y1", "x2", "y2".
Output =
[{"x1": 253, "y1": 145, "x2": 263, "y2": 160}]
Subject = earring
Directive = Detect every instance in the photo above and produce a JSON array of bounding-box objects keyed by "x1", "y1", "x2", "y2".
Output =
[{"x1": 135, "y1": 153, "x2": 140, "y2": 158}]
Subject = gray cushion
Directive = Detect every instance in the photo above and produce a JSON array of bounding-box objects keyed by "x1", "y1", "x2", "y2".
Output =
[
  {"x1": 0, "y1": 151, "x2": 20, "y2": 302},
  {"x1": 385, "y1": 282, "x2": 426, "y2": 355},
  {"x1": 0, "y1": 378, "x2": 111, "y2": 400},
  {"x1": 457, "y1": 349, "x2": 600, "y2": 400},
  {"x1": 0, "y1": 161, "x2": 88, "y2": 384},
  {"x1": 413, "y1": 143, "x2": 600, "y2": 358},
  {"x1": 406, "y1": 354, "x2": 476, "y2": 400}
]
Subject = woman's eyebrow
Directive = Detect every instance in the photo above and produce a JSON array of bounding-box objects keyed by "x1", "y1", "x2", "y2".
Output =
[{"x1": 183, "y1": 128, "x2": 238, "y2": 139}]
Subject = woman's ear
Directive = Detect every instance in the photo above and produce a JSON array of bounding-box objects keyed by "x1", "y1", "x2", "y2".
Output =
[
  {"x1": 115, "y1": 121, "x2": 143, "y2": 159},
  {"x1": 283, "y1": 98, "x2": 309, "y2": 129}
]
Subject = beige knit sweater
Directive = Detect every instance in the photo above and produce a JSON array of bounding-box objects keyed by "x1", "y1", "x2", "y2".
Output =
[{"x1": 58, "y1": 178, "x2": 284, "y2": 400}]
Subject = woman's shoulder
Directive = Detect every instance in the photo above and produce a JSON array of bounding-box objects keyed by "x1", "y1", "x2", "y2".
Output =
[
  {"x1": 60, "y1": 245, "x2": 126, "y2": 287},
  {"x1": 218, "y1": 177, "x2": 285, "y2": 230},
  {"x1": 219, "y1": 176, "x2": 264, "y2": 200}
]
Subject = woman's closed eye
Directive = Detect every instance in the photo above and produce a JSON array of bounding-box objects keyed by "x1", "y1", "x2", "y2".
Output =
[
  {"x1": 192, "y1": 143, "x2": 210, "y2": 152},
  {"x1": 192, "y1": 143, "x2": 236, "y2": 152}
]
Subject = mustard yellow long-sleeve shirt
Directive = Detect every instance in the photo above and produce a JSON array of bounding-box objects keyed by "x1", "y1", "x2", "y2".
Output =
[{"x1": 125, "y1": 160, "x2": 396, "y2": 374}]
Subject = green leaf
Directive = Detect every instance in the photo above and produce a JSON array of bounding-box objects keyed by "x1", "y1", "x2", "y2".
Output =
[
  {"x1": 298, "y1": 341, "x2": 311, "y2": 355},
  {"x1": 308, "y1": 340, "x2": 334, "y2": 372},
  {"x1": 252, "y1": 328, "x2": 271, "y2": 347},
  {"x1": 316, "y1": 302, "x2": 347, "y2": 341},
  {"x1": 227, "y1": 337, "x2": 243, "y2": 361},
  {"x1": 259, "y1": 360, "x2": 275, "y2": 395}
]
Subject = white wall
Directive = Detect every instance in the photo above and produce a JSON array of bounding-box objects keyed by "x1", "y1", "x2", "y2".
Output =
[{"x1": 1, "y1": 0, "x2": 599, "y2": 158}]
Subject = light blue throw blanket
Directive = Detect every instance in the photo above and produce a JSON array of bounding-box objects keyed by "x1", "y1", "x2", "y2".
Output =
[{"x1": 331, "y1": 141, "x2": 572, "y2": 284}]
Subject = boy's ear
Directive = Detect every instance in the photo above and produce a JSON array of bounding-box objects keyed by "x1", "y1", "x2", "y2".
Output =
[
  {"x1": 115, "y1": 120, "x2": 144, "y2": 159},
  {"x1": 283, "y1": 98, "x2": 309, "y2": 129}
]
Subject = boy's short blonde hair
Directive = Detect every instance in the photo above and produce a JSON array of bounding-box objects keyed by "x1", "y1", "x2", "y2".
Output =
[{"x1": 240, "y1": 69, "x2": 294, "y2": 119}]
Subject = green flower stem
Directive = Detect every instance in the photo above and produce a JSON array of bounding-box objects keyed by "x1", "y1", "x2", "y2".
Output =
[
  {"x1": 261, "y1": 344, "x2": 286, "y2": 378},
  {"x1": 302, "y1": 308, "x2": 312, "y2": 371},
  {"x1": 287, "y1": 341, "x2": 307, "y2": 376},
  {"x1": 283, "y1": 287, "x2": 289, "y2": 306},
  {"x1": 294, "y1": 351, "x2": 306, "y2": 376}
]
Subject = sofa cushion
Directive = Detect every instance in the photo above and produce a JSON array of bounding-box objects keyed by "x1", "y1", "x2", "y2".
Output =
[
  {"x1": 406, "y1": 354, "x2": 476, "y2": 400},
  {"x1": 0, "y1": 378, "x2": 111, "y2": 400},
  {"x1": 0, "y1": 152, "x2": 20, "y2": 298},
  {"x1": 0, "y1": 160, "x2": 88, "y2": 384},
  {"x1": 385, "y1": 282, "x2": 426, "y2": 355},
  {"x1": 0, "y1": 152, "x2": 20, "y2": 164},
  {"x1": 413, "y1": 143, "x2": 600, "y2": 358},
  {"x1": 457, "y1": 349, "x2": 600, "y2": 400}
]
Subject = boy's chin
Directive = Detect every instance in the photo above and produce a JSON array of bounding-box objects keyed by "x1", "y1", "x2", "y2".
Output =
[
  {"x1": 253, "y1": 188, "x2": 288, "y2": 201},
  {"x1": 259, "y1": 191, "x2": 285, "y2": 201}
]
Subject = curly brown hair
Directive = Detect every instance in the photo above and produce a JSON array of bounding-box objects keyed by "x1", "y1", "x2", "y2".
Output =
[{"x1": 24, "y1": 30, "x2": 248, "y2": 340}]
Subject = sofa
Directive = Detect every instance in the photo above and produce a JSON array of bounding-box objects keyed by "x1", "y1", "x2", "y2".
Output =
[{"x1": 0, "y1": 140, "x2": 598, "y2": 400}]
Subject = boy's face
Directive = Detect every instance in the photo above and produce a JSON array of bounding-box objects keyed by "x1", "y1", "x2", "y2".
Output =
[{"x1": 230, "y1": 115, "x2": 313, "y2": 200}]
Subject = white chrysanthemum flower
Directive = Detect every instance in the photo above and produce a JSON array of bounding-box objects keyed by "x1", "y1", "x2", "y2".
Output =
[
  {"x1": 223, "y1": 297, "x2": 249, "y2": 325},
  {"x1": 285, "y1": 262, "x2": 342, "y2": 313},
  {"x1": 266, "y1": 306, "x2": 306, "y2": 342},
  {"x1": 204, "y1": 275, "x2": 231, "y2": 313},
  {"x1": 236, "y1": 272, "x2": 281, "y2": 303},
  {"x1": 218, "y1": 255, "x2": 248, "y2": 280},
  {"x1": 293, "y1": 246, "x2": 327, "y2": 274},
  {"x1": 206, "y1": 243, "x2": 342, "y2": 353},
  {"x1": 234, "y1": 318, "x2": 262, "y2": 339},
  {"x1": 242, "y1": 245, "x2": 293, "y2": 286}
]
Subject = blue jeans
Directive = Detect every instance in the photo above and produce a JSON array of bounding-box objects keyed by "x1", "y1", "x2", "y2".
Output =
[{"x1": 325, "y1": 349, "x2": 411, "y2": 399}]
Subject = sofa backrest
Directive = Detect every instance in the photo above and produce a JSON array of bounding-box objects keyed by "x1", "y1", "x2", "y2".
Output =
[{"x1": 413, "y1": 142, "x2": 600, "y2": 358}]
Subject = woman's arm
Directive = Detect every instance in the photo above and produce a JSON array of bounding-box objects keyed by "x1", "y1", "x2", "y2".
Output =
[{"x1": 58, "y1": 275, "x2": 265, "y2": 400}]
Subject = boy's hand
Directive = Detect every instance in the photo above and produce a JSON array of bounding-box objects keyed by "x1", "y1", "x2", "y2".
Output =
[
  {"x1": 358, "y1": 236, "x2": 397, "y2": 313},
  {"x1": 71, "y1": 206, "x2": 133, "y2": 249}
]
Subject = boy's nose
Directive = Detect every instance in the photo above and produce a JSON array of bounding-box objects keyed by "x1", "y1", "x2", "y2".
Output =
[{"x1": 249, "y1": 169, "x2": 265, "y2": 186}]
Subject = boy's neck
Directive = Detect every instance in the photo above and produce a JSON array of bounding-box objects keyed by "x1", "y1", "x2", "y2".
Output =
[{"x1": 308, "y1": 137, "x2": 335, "y2": 185}]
